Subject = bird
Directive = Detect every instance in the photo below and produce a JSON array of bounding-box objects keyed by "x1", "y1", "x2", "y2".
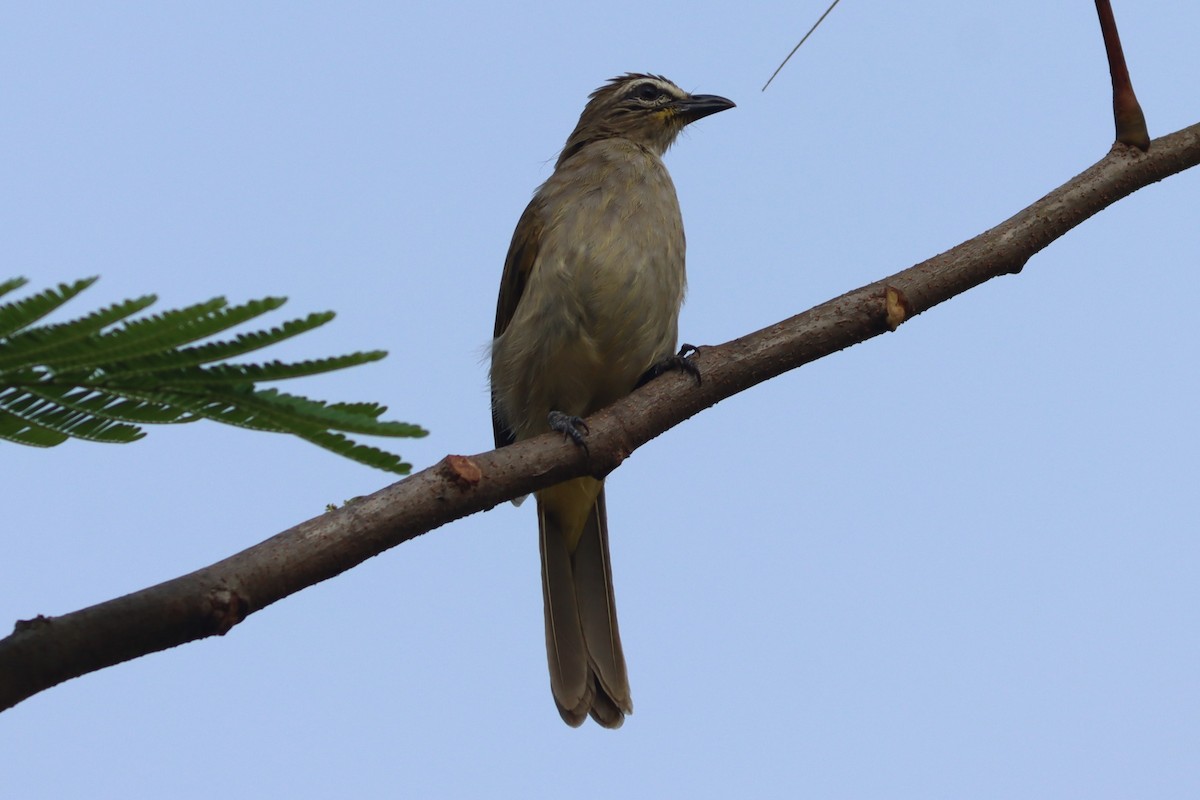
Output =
[{"x1": 490, "y1": 73, "x2": 734, "y2": 728}]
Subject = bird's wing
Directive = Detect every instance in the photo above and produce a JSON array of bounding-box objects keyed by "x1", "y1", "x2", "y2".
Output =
[{"x1": 492, "y1": 196, "x2": 545, "y2": 448}]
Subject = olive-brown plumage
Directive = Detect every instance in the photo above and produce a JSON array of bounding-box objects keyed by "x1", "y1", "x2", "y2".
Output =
[{"x1": 490, "y1": 74, "x2": 733, "y2": 728}]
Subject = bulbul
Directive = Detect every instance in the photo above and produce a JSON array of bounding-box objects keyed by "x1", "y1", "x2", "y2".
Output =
[{"x1": 490, "y1": 74, "x2": 734, "y2": 728}]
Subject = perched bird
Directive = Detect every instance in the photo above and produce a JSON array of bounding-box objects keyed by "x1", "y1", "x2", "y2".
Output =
[{"x1": 490, "y1": 74, "x2": 734, "y2": 728}]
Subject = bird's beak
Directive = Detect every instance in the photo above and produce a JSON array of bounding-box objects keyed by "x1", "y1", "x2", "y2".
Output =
[{"x1": 674, "y1": 94, "x2": 736, "y2": 123}]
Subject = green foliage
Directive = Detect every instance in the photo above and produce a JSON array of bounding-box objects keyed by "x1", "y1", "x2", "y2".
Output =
[{"x1": 0, "y1": 277, "x2": 426, "y2": 473}]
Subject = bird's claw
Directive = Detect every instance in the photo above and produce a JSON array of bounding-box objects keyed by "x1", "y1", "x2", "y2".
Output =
[
  {"x1": 638, "y1": 343, "x2": 702, "y2": 388},
  {"x1": 548, "y1": 410, "x2": 590, "y2": 454}
]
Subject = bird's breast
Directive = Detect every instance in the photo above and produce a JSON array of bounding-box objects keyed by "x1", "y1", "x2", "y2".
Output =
[
  {"x1": 543, "y1": 157, "x2": 684, "y2": 369},
  {"x1": 492, "y1": 142, "x2": 689, "y2": 433}
]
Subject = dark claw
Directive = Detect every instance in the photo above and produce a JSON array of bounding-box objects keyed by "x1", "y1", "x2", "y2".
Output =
[
  {"x1": 548, "y1": 410, "x2": 590, "y2": 454},
  {"x1": 637, "y1": 343, "x2": 703, "y2": 388}
]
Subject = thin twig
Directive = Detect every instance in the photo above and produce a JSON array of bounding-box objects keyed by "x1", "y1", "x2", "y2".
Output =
[{"x1": 763, "y1": 0, "x2": 843, "y2": 91}]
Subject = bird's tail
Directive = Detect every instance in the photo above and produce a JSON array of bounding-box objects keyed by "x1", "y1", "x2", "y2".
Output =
[{"x1": 538, "y1": 479, "x2": 631, "y2": 728}]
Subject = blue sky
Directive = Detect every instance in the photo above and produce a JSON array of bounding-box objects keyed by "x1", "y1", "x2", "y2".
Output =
[{"x1": 4, "y1": 3, "x2": 1198, "y2": 798}]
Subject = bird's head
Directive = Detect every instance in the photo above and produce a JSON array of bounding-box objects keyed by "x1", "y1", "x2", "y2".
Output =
[{"x1": 558, "y1": 74, "x2": 734, "y2": 166}]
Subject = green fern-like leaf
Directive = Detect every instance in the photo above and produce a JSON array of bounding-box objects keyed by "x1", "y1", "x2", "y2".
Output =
[
  {"x1": 0, "y1": 294, "x2": 158, "y2": 371},
  {"x1": 37, "y1": 297, "x2": 239, "y2": 370},
  {"x1": 0, "y1": 277, "x2": 98, "y2": 340},
  {"x1": 237, "y1": 388, "x2": 425, "y2": 437},
  {"x1": 24, "y1": 385, "x2": 194, "y2": 424},
  {"x1": 0, "y1": 278, "x2": 31, "y2": 301},
  {"x1": 0, "y1": 387, "x2": 144, "y2": 444},
  {"x1": 0, "y1": 408, "x2": 69, "y2": 447},
  {"x1": 111, "y1": 352, "x2": 387, "y2": 388},
  {"x1": 285, "y1": 427, "x2": 413, "y2": 474},
  {"x1": 0, "y1": 277, "x2": 427, "y2": 473},
  {"x1": 102, "y1": 312, "x2": 337, "y2": 375}
]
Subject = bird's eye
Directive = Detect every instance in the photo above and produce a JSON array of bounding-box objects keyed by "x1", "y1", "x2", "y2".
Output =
[{"x1": 632, "y1": 83, "x2": 661, "y2": 103}]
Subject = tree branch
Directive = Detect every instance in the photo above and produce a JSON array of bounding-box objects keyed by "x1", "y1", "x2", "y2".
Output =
[
  {"x1": 1095, "y1": 0, "x2": 1150, "y2": 150},
  {"x1": 2, "y1": 124, "x2": 1198, "y2": 712}
]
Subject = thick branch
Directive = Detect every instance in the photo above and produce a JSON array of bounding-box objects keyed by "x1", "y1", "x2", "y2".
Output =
[{"x1": 2, "y1": 125, "x2": 1198, "y2": 712}]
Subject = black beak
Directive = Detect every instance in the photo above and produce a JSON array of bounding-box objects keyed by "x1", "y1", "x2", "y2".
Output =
[{"x1": 675, "y1": 93, "x2": 736, "y2": 123}]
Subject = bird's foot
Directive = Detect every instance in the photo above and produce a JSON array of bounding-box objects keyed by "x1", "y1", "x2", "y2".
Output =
[
  {"x1": 638, "y1": 343, "x2": 702, "y2": 388},
  {"x1": 548, "y1": 411, "x2": 590, "y2": 454}
]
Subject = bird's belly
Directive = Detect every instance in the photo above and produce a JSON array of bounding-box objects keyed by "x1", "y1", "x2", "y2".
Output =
[
  {"x1": 493, "y1": 252, "x2": 682, "y2": 438},
  {"x1": 546, "y1": 264, "x2": 679, "y2": 410}
]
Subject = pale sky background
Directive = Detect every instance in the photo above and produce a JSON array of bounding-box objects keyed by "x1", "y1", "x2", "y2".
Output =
[{"x1": 4, "y1": 3, "x2": 1199, "y2": 798}]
